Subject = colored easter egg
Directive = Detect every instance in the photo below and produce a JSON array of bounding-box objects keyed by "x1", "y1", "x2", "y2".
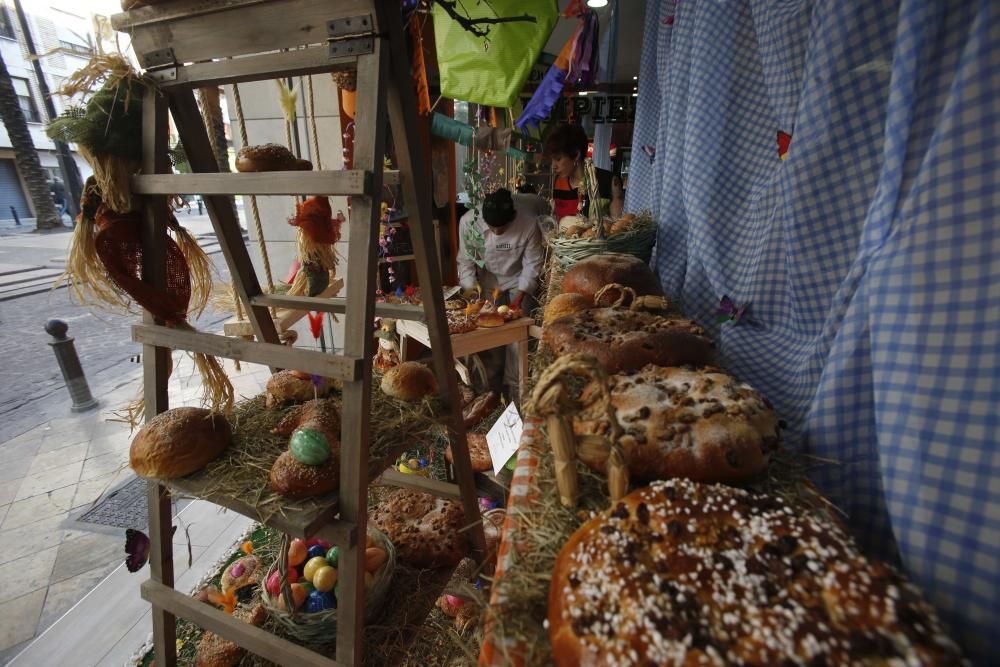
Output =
[
  {"x1": 398, "y1": 463, "x2": 416, "y2": 474},
  {"x1": 230, "y1": 561, "x2": 245, "y2": 578},
  {"x1": 288, "y1": 539, "x2": 308, "y2": 567},
  {"x1": 304, "y1": 590, "x2": 335, "y2": 613},
  {"x1": 326, "y1": 546, "x2": 339, "y2": 567},
  {"x1": 300, "y1": 582, "x2": 315, "y2": 593},
  {"x1": 290, "y1": 428, "x2": 331, "y2": 466},
  {"x1": 419, "y1": 458, "x2": 429, "y2": 467},
  {"x1": 307, "y1": 544, "x2": 327, "y2": 560},
  {"x1": 304, "y1": 556, "x2": 328, "y2": 583},
  {"x1": 266, "y1": 571, "x2": 281, "y2": 596},
  {"x1": 445, "y1": 594, "x2": 465, "y2": 608},
  {"x1": 278, "y1": 583, "x2": 308, "y2": 611},
  {"x1": 407, "y1": 458, "x2": 420, "y2": 469},
  {"x1": 306, "y1": 538, "x2": 332, "y2": 551},
  {"x1": 365, "y1": 547, "x2": 387, "y2": 573},
  {"x1": 313, "y1": 566, "x2": 338, "y2": 593}
]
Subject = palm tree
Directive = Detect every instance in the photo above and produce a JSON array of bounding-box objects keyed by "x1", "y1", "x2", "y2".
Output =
[{"x1": 0, "y1": 52, "x2": 61, "y2": 230}]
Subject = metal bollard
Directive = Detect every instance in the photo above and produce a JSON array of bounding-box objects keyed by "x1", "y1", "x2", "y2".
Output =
[
  {"x1": 11, "y1": 205, "x2": 21, "y2": 226},
  {"x1": 44, "y1": 319, "x2": 98, "y2": 412}
]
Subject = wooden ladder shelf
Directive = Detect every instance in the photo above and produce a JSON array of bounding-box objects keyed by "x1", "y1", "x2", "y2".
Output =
[{"x1": 111, "y1": 1, "x2": 486, "y2": 665}]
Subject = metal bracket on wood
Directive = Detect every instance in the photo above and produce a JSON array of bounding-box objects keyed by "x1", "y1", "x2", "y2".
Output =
[
  {"x1": 327, "y1": 14, "x2": 375, "y2": 58},
  {"x1": 143, "y1": 47, "x2": 177, "y2": 83}
]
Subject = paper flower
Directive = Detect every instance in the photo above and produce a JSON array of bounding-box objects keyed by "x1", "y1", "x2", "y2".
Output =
[{"x1": 307, "y1": 311, "x2": 324, "y2": 340}]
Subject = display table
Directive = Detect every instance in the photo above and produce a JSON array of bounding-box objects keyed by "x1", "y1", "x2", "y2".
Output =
[{"x1": 397, "y1": 317, "x2": 533, "y2": 399}]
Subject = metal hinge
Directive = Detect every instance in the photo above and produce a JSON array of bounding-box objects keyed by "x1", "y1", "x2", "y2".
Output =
[
  {"x1": 327, "y1": 14, "x2": 375, "y2": 58},
  {"x1": 142, "y1": 47, "x2": 177, "y2": 83}
]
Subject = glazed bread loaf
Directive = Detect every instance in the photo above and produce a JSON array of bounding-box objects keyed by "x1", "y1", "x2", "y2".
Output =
[
  {"x1": 265, "y1": 370, "x2": 335, "y2": 408},
  {"x1": 370, "y1": 489, "x2": 470, "y2": 568},
  {"x1": 560, "y1": 253, "x2": 662, "y2": 302},
  {"x1": 543, "y1": 292, "x2": 593, "y2": 326},
  {"x1": 444, "y1": 432, "x2": 494, "y2": 472},
  {"x1": 130, "y1": 407, "x2": 231, "y2": 479},
  {"x1": 543, "y1": 308, "x2": 715, "y2": 374},
  {"x1": 380, "y1": 361, "x2": 438, "y2": 401},
  {"x1": 574, "y1": 365, "x2": 778, "y2": 484},
  {"x1": 269, "y1": 450, "x2": 339, "y2": 499},
  {"x1": 549, "y1": 479, "x2": 964, "y2": 667},
  {"x1": 476, "y1": 312, "x2": 505, "y2": 328},
  {"x1": 235, "y1": 143, "x2": 312, "y2": 172},
  {"x1": 463, "y1": 390, "x2": 500, "y2": 429}
]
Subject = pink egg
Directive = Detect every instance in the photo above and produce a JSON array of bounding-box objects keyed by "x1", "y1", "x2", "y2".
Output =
[
  {"x1": 230, "y1": 562, "x2": 245, "y2": 578},
  {"x1": 266, "y1": 570, "x2": 281, "y2": 596},
  {"x1": 445, "y1": 594, "x2": 465, "y2": 608}
]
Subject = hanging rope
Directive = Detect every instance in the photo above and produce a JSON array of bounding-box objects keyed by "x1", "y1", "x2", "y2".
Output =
[
  {"x1": 307, "y1": 76, "x2": 323, "y2": 170},
  {"x1": 231, "y1": 82, "x2": 276, "y2": 296}
]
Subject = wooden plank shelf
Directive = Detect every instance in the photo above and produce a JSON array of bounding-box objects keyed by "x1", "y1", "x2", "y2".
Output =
[
  {"x1": 163, "y1": 433, "x2": 413, "y2": 540},
  {"x1": 132, "y1": 324, "x2": 362, "y2": 381},
  {"x1": 131, "y1": 171, "x2": 371, "y2": 196},
  {"x1": 141, "y1": 580, "x2": 341, "y2": 667},
  {"x1": 252, "y1": 294, "x2": 426, "y2": 322}
]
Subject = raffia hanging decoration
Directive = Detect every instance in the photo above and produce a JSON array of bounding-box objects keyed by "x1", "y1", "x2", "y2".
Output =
[{"x1": 286, "y1": 196, "x2": 342, "y2": 298}]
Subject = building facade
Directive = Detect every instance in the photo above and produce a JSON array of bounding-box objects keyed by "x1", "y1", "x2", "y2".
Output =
[{"x1": 0, "y1": 1, "x2": 96, "y2": 220}]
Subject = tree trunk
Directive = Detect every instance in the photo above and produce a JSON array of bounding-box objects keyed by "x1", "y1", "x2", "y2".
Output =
[
  {"x1": 197, "y1": 86, "x2": 237, "y2": 219},
  {"x1": 0, "y1": 52, "x2": 61, "y2": 230}
]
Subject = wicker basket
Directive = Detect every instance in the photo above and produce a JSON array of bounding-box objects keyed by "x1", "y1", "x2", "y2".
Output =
[
  {"x1": 260, "y1": 527, "x2": 396, "y2": 645},
  {"x1": 548, "y1": 223, "x2": 656, "y2": 269}
]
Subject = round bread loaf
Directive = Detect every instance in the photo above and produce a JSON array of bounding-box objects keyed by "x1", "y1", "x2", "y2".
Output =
[
  {"x1": 270, "y1": 399, "x2": 340, "y2": 442},
  {"x1": 381, "y1": 361, "x2": 438, "y2": 402},
  {"x1": 370, "y1": 489, "x2": 470, "y2": 568},
  {"x1": 549, "y1": 479, "x2": 964, "y2": 667},
  {"x1": 265, "y1": 370, "x2": 335, "y2": 408},
  {"x1": 476, "y1": 312, "x2": 505, "y2": 328},
  {"x1": 444, "y1": 433, "x2": 493, "y2": 472},
  {"x1": 235, "y1": 143, "x2": 312, "y2": 172},
  {"x1": 543, "y1": 292, "x2": 592, "y2": 326},
  {"x1": 463, "y1": 390, "x2": 500, "y2": 429},
  {"x1": 543, "y1": 308, "x2": 715, "y2": 373},
  {"x1": 269, "y1": 450, "x2": 339, "y2": 499},
  {"x1": 560, "y1": 253, "x2": 662, "y2": 302},
  {"x1": 130, "y1": 407, "x2": 231, "y2": 479},
  {"x1": 195, "y1": 603, "x2": 266, "y2": 667},
  {"x1": 574, "y1": 365, "x2": 777, "y2": 484},
  {"x1": 220, "y1": 555, "x2": 263, "y2": 595}
]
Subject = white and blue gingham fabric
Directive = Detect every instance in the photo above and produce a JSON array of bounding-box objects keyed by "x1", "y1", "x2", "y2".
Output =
[{"x1": 626, "y1": 0, "x2": 998, "y2": 662}]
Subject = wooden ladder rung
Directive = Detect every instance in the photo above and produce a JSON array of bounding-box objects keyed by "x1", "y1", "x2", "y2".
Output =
[
  {"x1": 253, "y1": 295, "x2": 427, "y2": 322},
  {"x1": 141, "y1": 580, "x2": 341, "y2": 667},
  {"x1": 132, "y1": 171, "x2": 372, "y2": 196},
  {"x1": 377, "y1": 469, "x2": 462, "y2": 499},
  {"x1": 132, "y1": 323, "x2": 362, "y2": 381}
]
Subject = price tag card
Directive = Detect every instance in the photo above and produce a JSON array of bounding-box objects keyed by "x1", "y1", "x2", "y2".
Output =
[{"x1": 486, "y1": 401, "x2": 523, "y2": 475}]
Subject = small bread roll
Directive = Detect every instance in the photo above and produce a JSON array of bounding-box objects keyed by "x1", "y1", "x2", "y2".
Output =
[
  {"x1": 381, "y1": 362, "x2": 438, "y2": 402},
  {"x1": 236, "y1": 143, "x2": 312, "y2": 172},
  {"x1": 269, "y1": 451, "x2": 339, "y2": 499},
  {"x1": 543, "y1": 292, "x2": 592, "y2": 326},
  {"x1": 130, "y1": 407, "x2": 231, "y2": 479},
  {"x1": 265, "y1": 370, "x2": 335, "y2": 407},
  {"x1": 476, "y1": 312, "x2": 504, "y2": 328}
]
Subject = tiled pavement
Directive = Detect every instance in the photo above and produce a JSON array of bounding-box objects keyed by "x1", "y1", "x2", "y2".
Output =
[{"x1": 0, "y1": 355, "x2": 272, "y2": 664}]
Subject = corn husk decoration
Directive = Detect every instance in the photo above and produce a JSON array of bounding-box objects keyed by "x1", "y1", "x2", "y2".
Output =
[
  {"x1": 46, "y1": 54, "x2": 229, "y2": 419},
  {"x1": 286, "y1": 196, "x2": 343, "y2": 297}
]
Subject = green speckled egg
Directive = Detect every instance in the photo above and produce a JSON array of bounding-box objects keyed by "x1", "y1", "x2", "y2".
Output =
[{"x1": 290, "y1": 428, "x2": 330, "y2": 466}]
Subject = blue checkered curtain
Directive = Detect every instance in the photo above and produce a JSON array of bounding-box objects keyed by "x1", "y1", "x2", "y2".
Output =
[{"x1": 625, "y1": 0, "x2": 999, "y2": 661}]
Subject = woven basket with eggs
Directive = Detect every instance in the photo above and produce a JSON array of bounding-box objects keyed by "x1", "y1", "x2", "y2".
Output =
[{"x1": 260, "y1": 527, "x2": 396, "y2": 644}]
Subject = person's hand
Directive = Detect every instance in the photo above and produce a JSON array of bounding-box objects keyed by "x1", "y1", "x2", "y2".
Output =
[
  {"x1": 462, "y1": 287, "x2": 479, "y2": 300},
  {"x1": 511, "y1": 291, "x2": 525, "y2": 310}
]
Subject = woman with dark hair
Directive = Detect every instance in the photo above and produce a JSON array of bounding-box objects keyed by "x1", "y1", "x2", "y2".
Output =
[{"x1": 545, "y1": 123, "x2": 624, "y2": 220}]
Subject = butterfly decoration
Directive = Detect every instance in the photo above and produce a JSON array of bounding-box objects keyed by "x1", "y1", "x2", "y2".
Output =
[
  {"x1": 125, "y1": 526, "x2": 177, "y2": 573},
  {"x1": 777, "y1": 131, "x2": 791, "y2": 160},
  {"x1": 641, "y1": 145, "x2": 656, "y2": 164},
  {"x1": 663, "y1": 0, "x2": 678, "y2": 24},
  {"x1": 716, "y1": 295, "x2": 749, "y2": 324}
]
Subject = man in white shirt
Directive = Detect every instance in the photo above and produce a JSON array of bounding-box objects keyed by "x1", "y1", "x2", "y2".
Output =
[{"x1": 457, "y1": 188, "x2": 547, "y2": 399}]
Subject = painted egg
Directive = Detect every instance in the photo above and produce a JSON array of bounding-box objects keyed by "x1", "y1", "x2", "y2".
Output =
[
  {"x1": 300, "y1": 582, "x2": 315, "y2": 593},
  {"x1": 497, "y1": 305, "x2": 510, "y2": 315},
  {"x1": 304, "y1": 590, "x2": 335, "y2": 613},
  {"x1": 326, "y1": 546, "x2": 339, "y2": 567},
  {"x1": 289, "y1": 566, "x2": 300, "y2": 583},
  {"x1": 304, "y1": 556, "x2": 328, "y2": 583},
  {"x1": 365, "y1": 547, "x2": 387, "y2": 573},
  {"x1": 398, "y1": 463, "x2": 416, "y2": 474},
  {"x1": 277, "y1": 583, "x2": 308, "y2": 611},
  {"x1": 290, "y1": 428, "x2": 331, "y2": 466},
  {"x1": 307, "y1": 538, "x2": 332, "y2": 551},
  {"x1": 313, "y1": 566, "x2": 338, "y2": 592},
  {"x1": 307, "y1": 545, "x2": 327, "y2": 560},
  {"x1": 230, "y1": 562, "x2": 245, "y2": 578},
  {"x1": 445, "y1": 594, "x2": 465, "y2": 608},
  {"x1": 266, "y1": 571, "x2": 281, "y2": 596},
  {"x1": 407, "y1": 458, "x2": 420, "y2": 469},
  {"x1": 419, "y1": 458, "x2": 429, "y2": 467},
  {"x1": 288, "y1": 539, "x2": 308, "y2": 567}
]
